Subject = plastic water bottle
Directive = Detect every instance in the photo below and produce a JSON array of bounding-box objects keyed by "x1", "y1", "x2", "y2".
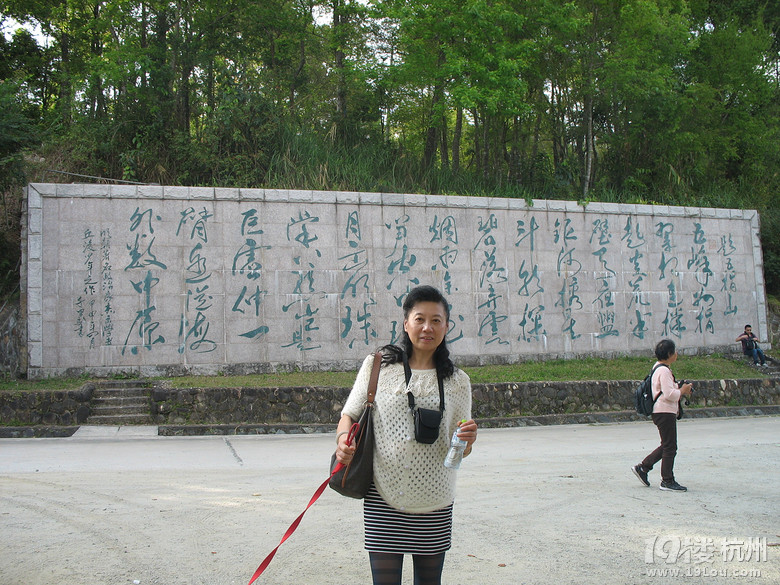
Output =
[{"x1": 444, "y1": 421, "x2": 468, "y2": 469}]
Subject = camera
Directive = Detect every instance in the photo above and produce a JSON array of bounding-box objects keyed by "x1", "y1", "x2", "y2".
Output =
[{"x1": 678, "y1": 380, "x2": 692, "y2": 405}]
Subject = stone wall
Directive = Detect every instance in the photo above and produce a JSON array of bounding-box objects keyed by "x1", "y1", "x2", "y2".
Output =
[
  {"x1": 0, "y1": 386, "x2": 93, "y2": 426},
  {"x1": 149, "y1": 377, "x2": 780, "y2": 425},
  {"x1": 0, "y1": 299, "x2": 24, "y2": 377},
  {"x1": 2, "y1": 378, "x2": 778, "y2": 431},
  {"x1": 151, "y1": 385, "x2": 347, "y2": 426},
  {"x1": 22, "y1": 184, "x2": 768, "y2": 379}
]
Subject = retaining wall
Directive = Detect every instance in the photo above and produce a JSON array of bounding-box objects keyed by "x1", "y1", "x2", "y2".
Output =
[
  {"x1": 0, "y1": 385, "x2": 93, "y2": 426},
  {"x1": 3, "y1": 378, "x2": 778, "y2": 430}
]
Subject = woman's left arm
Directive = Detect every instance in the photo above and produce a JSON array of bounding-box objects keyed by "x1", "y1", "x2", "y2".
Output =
[{"x1": 456, "y1": 419, "x2": 478, "y2": 457}]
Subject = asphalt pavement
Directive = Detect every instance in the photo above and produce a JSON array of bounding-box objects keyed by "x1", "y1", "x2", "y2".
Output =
[{"x1": 1, "y1": 416, "x2": 778, "y2": 585}]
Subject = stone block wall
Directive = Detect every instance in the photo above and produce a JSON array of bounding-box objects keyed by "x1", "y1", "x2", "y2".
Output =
[
  {"x1": 22, "y1": 184, "x2": 768, "y2": 378},
  {"x1": 151, "y1": 385, "x2": 348, "y2": 426},
  {"x1": 0, "y1": 386, "x2": 93, "y2": 425},
  {"x1": 2, "y1": 378, "x2": 778, "y2": 430},
  {"x1": 147, "y1": 378, "x2": 780, "y2": 425}
]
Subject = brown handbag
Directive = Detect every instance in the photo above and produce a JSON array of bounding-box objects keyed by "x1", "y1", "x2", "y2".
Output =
[{"x1": 328, "y1": 351, "x2": 381, "y2": 498}]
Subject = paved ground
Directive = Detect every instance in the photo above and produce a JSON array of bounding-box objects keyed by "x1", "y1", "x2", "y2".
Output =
[{"x1": 1, "y1": 416, "x2": 778, "y2": 585}]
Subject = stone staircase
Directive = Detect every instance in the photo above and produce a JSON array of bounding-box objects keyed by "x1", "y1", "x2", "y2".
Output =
[
  {"x1": 87, "y1": 380, "x2": 155, "y2": 425},
  {"x1": 738, "y1": 354, "x2": 779, "y2": 376}
]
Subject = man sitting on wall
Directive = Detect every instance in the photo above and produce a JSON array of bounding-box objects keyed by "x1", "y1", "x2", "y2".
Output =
[{"x1": 736, "y1": 324, "x2": 767, "y2": 367}]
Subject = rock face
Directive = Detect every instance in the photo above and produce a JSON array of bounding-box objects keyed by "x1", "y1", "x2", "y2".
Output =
[{"x1": 768, "y1": 302, "x2": 780, "y2": 347}]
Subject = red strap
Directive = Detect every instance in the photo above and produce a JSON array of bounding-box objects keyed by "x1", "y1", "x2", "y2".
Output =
[
  {"x1": 247, "y1": 423, "x2": 360, "y2": 585},
  {"x1": 248, "y1": 354, "x2": 380, "y2": 583}
]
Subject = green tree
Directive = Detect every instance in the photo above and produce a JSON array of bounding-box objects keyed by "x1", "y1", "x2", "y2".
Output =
[{"x1": 596, "y1": 0, "x2": 691, "y2": 194}]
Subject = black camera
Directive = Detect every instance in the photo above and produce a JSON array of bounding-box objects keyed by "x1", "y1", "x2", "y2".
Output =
[{"x1": 678, "y1": 380, "x2": 691, "y2": 405}]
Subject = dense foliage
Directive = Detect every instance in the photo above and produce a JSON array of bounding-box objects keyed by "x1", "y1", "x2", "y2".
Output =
[{"x1": 1, "y1": 0, "x2": 779, "y2": 298}]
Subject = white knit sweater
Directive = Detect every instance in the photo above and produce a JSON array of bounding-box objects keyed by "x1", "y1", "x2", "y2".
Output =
[{"x1": 342, "y1": 354, "x2": 472, "y2": 513}]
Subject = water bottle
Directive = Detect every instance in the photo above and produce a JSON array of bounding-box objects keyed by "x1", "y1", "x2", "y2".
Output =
[{"x1": 444, "y1": 421, "x2": 468, "y2": 469}]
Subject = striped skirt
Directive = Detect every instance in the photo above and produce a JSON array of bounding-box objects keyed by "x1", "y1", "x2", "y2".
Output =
[{"x1": 363, "y1": 484, "x2": 453, "y2": 554}]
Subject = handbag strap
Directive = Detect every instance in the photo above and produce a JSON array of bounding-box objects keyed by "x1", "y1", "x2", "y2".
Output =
[
  {"x1": 246, "y1": 350, "x2": 383, "y2": 585},
  {"x1": 367, "y1": 350, "x2": 382, "y2": 405},
  {"x1": 402, "y1": 351, "x2": 445, "y2": 412}
]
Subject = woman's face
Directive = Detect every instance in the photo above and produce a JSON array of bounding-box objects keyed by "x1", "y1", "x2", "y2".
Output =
[{"x1": 403, "y1": 301, "x2": 448, "y2": 353}]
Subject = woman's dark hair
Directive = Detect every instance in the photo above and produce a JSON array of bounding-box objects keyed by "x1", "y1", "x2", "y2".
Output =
[
  {"x1": 654, "y1": 339, "x2": 676, "y2": 361},
  {"x1": 380, "y1": 285, "x2": 455, "y2": 379}
]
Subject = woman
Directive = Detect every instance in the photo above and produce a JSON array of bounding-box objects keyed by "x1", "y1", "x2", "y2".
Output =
[
  {"x1": 335, "y1": 285, "x2": 478, "y2": 585},
  {"x1": 632, "y1": 339, "x2": 693, "y2": 492}
]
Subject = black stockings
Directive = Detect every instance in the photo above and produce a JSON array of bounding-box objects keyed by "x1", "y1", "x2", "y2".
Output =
[{"x1": 368, "y1": 552, "x2": 446, "y2": 585}]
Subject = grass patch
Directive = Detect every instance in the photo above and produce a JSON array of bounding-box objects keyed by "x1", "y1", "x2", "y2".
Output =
[
  {"x1": 0, "y1": 376, "x2": 89, "y2": 393},
  {"x1": 163, "y1": 371, "x2": 360, "y2": 389},
  {"x1": 461, "y1": 355, "x2": 755, "y2": 384},
  {"x1": 0, "y1": 354, "x2": 764, "y2": 392}
]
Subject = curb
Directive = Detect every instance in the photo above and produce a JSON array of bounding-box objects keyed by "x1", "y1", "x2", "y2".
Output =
[{"x1": 0, "y1": 426, "x2": 80, "y2": 439}]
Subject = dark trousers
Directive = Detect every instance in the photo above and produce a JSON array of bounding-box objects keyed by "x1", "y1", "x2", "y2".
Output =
[
  {"x1": 641, "y1": 413, "x2": 678, "y2": 483},
  {"x1": 745, "y1": 347, "x2": 766, "y2": 364}
]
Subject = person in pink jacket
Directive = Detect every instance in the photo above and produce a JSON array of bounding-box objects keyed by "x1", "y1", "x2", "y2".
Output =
[{"x1": 632, "y1": 339, "x2": 693, "y2": 492}]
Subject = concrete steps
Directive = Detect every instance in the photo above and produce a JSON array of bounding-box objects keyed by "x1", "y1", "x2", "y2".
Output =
[
  {"x1": 87, "y1": 381, "x2": 154, "y2": 425},
  {"x1": 741, "y1": 356, "x2": 778, "y2": 376}
]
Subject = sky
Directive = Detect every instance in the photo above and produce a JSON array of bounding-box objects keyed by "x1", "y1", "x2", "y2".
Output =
[{"x1": 2, "y1": 17, "x2": 49, "y2": 44}]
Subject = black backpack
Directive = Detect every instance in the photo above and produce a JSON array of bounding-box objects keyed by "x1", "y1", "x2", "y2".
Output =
[{"x1": 635, "y1": 364, "x2": 669, "y2": 416}]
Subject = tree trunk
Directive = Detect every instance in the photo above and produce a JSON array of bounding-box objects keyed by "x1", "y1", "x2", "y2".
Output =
[
  {"x1": 89, "y1": 1, "x2": 105, "y2": 119},
  {"x1": 422, "y1": 49, "x2": 446, "y2": 173},
  {"x1": 452, "y1": 106, "x2": 462, "y2": 173},
  {"x1": 531, "y1": 90, "x2": 543, "y2": 184},
  {"x1": 151, "y1": 4, "x2": 174, "y2": 131},
  {"x1": 582, "y1": 8, "x2": 598, "y2": 199},
  {"x1": 207, "y1": 58, "x2": 215, "y2": 113},
  {"x1": 440, "y1": 115, "x2": 449, "y2": 171},
  {"x1": 140, "y1": 3, "x2": 148, "y2": 89},
  {"x1": 58, "y1": 30, "x2": 72, "y2": 127},
  {"x1": 482, "y1": 112, "x2": 490, "y2": 180},
  {"x1": 422, "y1": 82, "x2": 444, "y2": 172},
  {"x1": 471, "y1": 108, "x2": 481, "y2": 176},
  {"x1": 550, "y1": 82, "x2": 564, "y2": 171},
  {"x1": 333, "y1": 0, "x2": 348, "y2": 143},
  {"x1": 290, "y1": 39, "x2": 307, "y2": 114},
  {"x1": 510, "y1": 116, "x2": 521, "y2": 184},
  {"x1": 583, "y1": 91, "x2": 593, "y2": 198},
  {"x1": 179, "y1": 66, "x2": 192, "y2": 136}
]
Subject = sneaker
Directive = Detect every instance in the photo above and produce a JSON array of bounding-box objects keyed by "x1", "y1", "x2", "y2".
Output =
[
  {"x1": 660, "y1": 480, "x2": 687, "y2": 492},
  {"x1": 632, "y1": 464, "x2": 650, "y2": 487}
]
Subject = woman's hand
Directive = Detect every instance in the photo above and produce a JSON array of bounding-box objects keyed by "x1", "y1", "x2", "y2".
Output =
[
  {"x1": 334, "y1": 414, "x2": 356, "y2": 465},
  {"x1": 335, "y1": 434, "x2": 356, "y2": 464},
  {"x1": 457, "y1": 419, "x2": 478, "y2": 456}
]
